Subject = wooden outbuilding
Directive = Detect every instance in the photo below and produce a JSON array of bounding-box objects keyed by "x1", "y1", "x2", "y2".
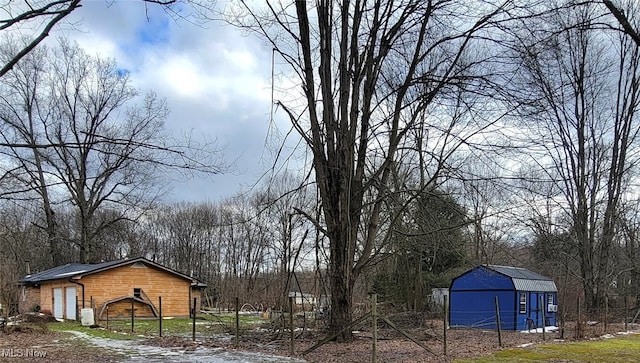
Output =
[{"x1": 20, "y1": 257, "x2": 205, "y2": 320}]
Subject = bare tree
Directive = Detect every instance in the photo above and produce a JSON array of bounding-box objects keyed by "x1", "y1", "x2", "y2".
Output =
[
  {"x1": 231, "y1": 0, "x2": 513, "y2": 340},
  {"x1": 511, "y1": 1, "x2": 640, "y2": 309},
  {"x1": 0, "y1": 38, "x2": 223, "y2": 264},
  {"x1": 603, "y1": 0, "x2": 640, "y2": 46},
  {"x1": 255, "y1": 172, "x2": 316, "y2": 311},
  {"x1": 618, "y1": 199, "x2": 640, "y2": 305}
]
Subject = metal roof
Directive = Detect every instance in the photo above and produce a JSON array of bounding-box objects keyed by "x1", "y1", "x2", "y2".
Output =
[
  {"x1": 21, "y1": 258, "x2": 205, "y2": 287},
  {"x1": 22, "y1": 260, "x2": 123, "y2": 283},
  {"x1": 511, "y1": 278, "x2": 557, "y2": 292},
  {"x1": 486, "y1": 265, "x2": 557, "y2": 292}
]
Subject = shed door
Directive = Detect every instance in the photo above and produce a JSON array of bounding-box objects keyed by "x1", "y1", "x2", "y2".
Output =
[
  {"x1": 53, "y1": 288, "x2": 63, "y2": 319},
  {"x1": 532, "y1": 292, "x2": 544, "y2": 328},
  {"x1": 65, "y1": 287, "x2": 76, "y2": 320}
]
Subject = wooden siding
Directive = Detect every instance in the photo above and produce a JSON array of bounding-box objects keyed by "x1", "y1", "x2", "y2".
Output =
[
  {"x1": 31, "y1": 262, "x2": 200, "y2": 320},
  {"x1": 104, "y1": 299, "x2": 155, "y2": 318},
  {"x1": 78, "y1": 263, "x2": 193, "y2": 318},
  {"x1": 191, "y1": 287, "x2": 202, "y2": 310}
]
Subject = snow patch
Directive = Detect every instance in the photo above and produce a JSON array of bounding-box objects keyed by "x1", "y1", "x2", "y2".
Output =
[
  {"x1": 520, "y1": 326, "x2": 559, "y2": 334},
  {"x1": 517, "y1": 343, "x2": 534, "y2": 348},
  {"x1": 65, "y1": 331, "x2": 306, "y2": 362}
]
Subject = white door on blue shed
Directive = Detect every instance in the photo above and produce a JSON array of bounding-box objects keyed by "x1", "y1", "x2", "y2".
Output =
[
  {"x1": 65, "y1": 287, "x2": 76, "y2": 320},
  {"x1": 53, "y1": 288, "x2": 63, "y2": 319}
]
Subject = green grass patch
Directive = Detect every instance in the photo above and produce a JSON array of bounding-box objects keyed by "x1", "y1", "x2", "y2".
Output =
[
  {"x1": 48, "y1": 320, "x2": 140, "y2": 340},
  {"x1": 47, "y1": 313, "x2": 266, "y2": 339},
  {"x1": 456, "y1": 334, "x2": 640, "y2": 363}
]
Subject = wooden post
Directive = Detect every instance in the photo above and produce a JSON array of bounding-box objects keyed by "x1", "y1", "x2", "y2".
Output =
[
  {"x1": 192, "y1": 298, "x2": 197, "y2": 341},
  {"x1": 131, "y1": 298, "x2": 134, "y2": 333},
  {"x1": 576, "y1": 297, "x2": 581, "y2": 339},
  {"x1": 106, "y1": 306, "x2": 109, "y2": 330},
  {"x1": 494, "y1": 296, "x2": 502, "y2": 347},
  {"x1": 372, "y1": 293, "x2": 377, "y2": 363},
  {"x1": 560, "y1": 305, "x2": 565, "y2": 339},
  {"x1": 604, "y1": 295, "x2": 608, "y2": 334},
  {"x1": 624, "y1": 296, "x2": 629, "y2": 331},
  {"x1": 443, "y1": 295, "x2": 448, "y2": 355},
  {"x1": 289, "y1": 296, "x2": 295, "y2": 356},
  {"x1": 540, "y1": 295, "x2": 546, "y2": 341},
  {"x1": 235, "y1": 297, "x2": 239, "y2": 349},
  {"x1": 632, "y1": 304, "x2": 640, "y2": 324},
  {"x1": 158, "y1": 296, "x2": 162, "y2": 337}
]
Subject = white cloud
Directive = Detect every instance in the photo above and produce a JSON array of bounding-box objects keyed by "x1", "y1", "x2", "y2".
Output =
[
  {"x1": 223, "y1": 48, "x2": 257, "y2": 71},
  {"x1": 73, "y1": 34, "x2": 120, "y2": 60},
  {"x1": 156, "y1": 54, "x2": 207, "y2": 99},
  {"x1": 43, "y1": 1, "x2": 299, "y2": 202}
]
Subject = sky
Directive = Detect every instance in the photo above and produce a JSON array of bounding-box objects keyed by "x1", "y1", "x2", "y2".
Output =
[{"x1": 54, "y1": 1, "x2": 290, "y2": 202}]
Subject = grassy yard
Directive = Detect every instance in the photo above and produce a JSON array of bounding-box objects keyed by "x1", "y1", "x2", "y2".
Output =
[
  {"x1": 456, "y1": 333, "x2": 640, "y2": 363},
  {"x1": 47, "y1": 312, "x2": 267, "y2": 339}
]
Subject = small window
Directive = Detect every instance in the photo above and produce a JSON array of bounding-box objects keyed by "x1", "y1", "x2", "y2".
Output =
[
  {"x1": 519, "y1": 292, "x2": 527, "y2": 314},
  {"x1": 134, "y1": 288, "x2": 141, "y2": 298},
  {"x1": 547, "y1": 294, "x2": 556, "y2": 312}
]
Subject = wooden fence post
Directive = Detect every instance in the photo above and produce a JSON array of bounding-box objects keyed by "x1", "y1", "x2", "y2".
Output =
[
  {"x1": 290, "y1": 296, "x2": 295, "y2": 356},
  {"x1": 540, "y1": 295, "x2": 546, "y2": 341},
  {"x1": 192, "y1": 298, "x2": 196, "y2": 341},
  {"x1": 604, "y1": 295, "x2": 608, "y2": 334},
  {"x1": 576, "y1": 297, "x2": 581, "y2": 339},
  {"x1": 494, "y1": 296, "x2": 502, "y2": 347},
  {"x1": 443, "y1": 295, "x2": 448, "y2": 355},
  {"x1": 235, "y1": 297, "x2": 239, "y2": 349},
  {"x1": 131, "y1": 298, "x2": 134, "y2": 333},
  {"x1": 372, "y1": 293, "x2": 377, "y2": 363},
  {"x1": 625, "y1": 296, "x2": 629, "y2": 331}
]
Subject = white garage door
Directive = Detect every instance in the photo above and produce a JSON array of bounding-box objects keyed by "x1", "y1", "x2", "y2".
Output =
[
  {"x1": 65, "y1": 287, "x2": 76, "y2": 320},
  {"x1": 53, "y1": 288, "x2": 63, "y2": 319}
]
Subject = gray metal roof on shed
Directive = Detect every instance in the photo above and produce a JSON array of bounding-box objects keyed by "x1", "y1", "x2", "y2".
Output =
[{"x1": 486, "y1": 265, "x2": 557, "y2": 292}]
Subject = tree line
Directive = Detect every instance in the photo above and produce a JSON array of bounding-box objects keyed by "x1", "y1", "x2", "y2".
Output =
[{"x1": 0, "y1": 0, "x2": 639, "y2": 344}]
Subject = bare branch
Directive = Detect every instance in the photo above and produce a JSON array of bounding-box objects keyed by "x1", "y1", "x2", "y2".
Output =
[
  {"x1": 0, "y1": 0, "x2": 81, "y2": 78},
  {"x1": 603, "y1": 0, "x2": 640, "y2": 46}
]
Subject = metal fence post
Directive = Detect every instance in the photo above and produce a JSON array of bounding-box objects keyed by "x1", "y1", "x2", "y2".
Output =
[
  {"x1": 159, "y1": 296, "x2": 162, "y2": 337},
  {"x1": 494, "y1": 296, "x2": 502, "y2": 347}
]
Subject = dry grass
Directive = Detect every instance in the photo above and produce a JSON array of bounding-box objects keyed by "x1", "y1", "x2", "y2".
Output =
[{"x1": 0, "y1": 317, "x2": 637, "y2": 363}]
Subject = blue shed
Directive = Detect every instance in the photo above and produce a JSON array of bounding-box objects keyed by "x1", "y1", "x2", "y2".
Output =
[{"x1": 449, "y1": 265, "x2": 558, "y2": 331}]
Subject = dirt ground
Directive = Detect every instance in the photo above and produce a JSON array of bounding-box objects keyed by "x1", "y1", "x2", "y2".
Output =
[
  {"x1": 228, "y1": 320, "x2": 603, "y2": 363},
  {"x1": 0, "y1": 320, "x2": 636, "y2": 362},
  {"x1": 0, "y1": 326, "x2": 121, "y2": 362}
]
